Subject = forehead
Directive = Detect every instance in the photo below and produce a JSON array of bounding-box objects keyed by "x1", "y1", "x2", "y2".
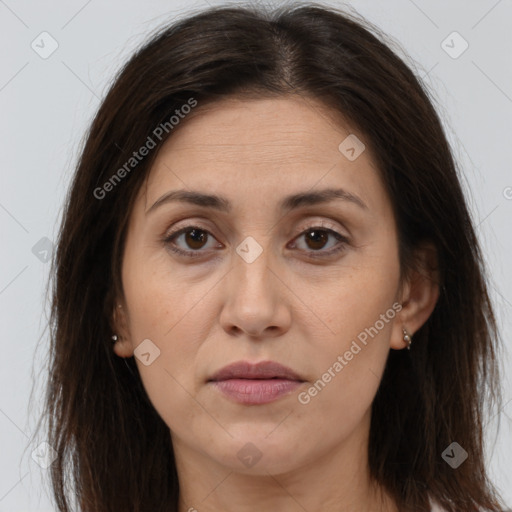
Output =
[
  {"x1": 155, "y1": 95, "x2": 365, "y2": 161},
  {"x1": 140, "y1": 96, "x2": 387, "y2": 216}
]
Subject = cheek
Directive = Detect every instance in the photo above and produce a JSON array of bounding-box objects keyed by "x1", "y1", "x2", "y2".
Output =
[
  {"x1": 122, "y1": 272, "x2": 212, "y2": 435},
  {"x1": 299, "y1": 243, "x2": 400, "y2": 346},
  {"x1": 121, "y1": 250, "x2": 221, "y2": 415},
  {"x1": 123, "y1": 246, "x2": 214, "y2": 343},
  {"x1": 293, "y1": 241, "x2": 400, "y2": 422},
  {"x1": 294, "y1": 307, "x2": 396, "y2": 445}
]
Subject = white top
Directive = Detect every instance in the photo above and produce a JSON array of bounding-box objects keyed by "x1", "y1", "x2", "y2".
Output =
[{"x1": 430, "y1": 498, "x2": 447, "y2": 512}]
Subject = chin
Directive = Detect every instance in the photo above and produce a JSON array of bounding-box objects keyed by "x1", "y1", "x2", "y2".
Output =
[{"x1": 204, "y1": 427, "x2": 308, "y2": 475}]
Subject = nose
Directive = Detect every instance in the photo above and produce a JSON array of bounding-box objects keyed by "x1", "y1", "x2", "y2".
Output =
[{"x1": 218, "y1": 242, "x2": 292, "y2": 339}]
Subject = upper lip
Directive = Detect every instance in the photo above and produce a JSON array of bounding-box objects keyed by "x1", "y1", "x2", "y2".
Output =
[{"x1": 208, "y1": 361, "x2": 305, "y2": 382}]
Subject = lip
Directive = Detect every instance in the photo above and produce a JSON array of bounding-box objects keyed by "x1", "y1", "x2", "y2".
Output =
[
  {"x1": 207, "y1": 361, "x2": 305, "y2": 405},
  {"x1": 209, "y1": 360, "x2": 304, "y2": 382}
]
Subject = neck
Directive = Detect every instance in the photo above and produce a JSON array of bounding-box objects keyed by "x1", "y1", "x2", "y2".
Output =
[{"x1": 173, "y1": 411, "x2": 398, "y2": 512}]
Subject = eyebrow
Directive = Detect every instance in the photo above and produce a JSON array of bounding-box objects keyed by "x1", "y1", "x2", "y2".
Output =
[{"x1": 146, "y1": 187, "x2": 368, "y2": 215}]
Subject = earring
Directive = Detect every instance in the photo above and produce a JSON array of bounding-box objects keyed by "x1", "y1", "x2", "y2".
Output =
[
  {"x1": 112, "y1": 304, "x2": 123, "y2": 343},
  {"x1": 403, "y1": 328, "x2": 412, "y2": 350}
]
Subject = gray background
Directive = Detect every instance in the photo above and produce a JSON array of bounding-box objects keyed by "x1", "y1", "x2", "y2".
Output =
[{"x1": 0, "y1": 0, "x2": 511, "y2": 510}]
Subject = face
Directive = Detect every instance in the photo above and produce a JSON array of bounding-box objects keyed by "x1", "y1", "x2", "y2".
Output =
[{"x1": 114, "y1": 95, "x2": 409, "y2": 476}]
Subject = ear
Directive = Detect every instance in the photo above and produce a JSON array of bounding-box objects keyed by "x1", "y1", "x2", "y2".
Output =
[
  {"x1": 390, "y1": 241, "x2": 440, "y2": 350},
  {"x1": 111, "y1": 299, "x2": 135, "y2": 358}
]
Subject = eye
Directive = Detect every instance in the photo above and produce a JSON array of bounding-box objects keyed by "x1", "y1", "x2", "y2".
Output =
[
  {"x1": 290, "y1": 225, "x2": 349, "y2": 258},
  {"x1": 163, "y1": 225, "x2": 221, "y2": 259},
  {"x1": 162, "y1": 222, "x2": 349, "y2": 260}
]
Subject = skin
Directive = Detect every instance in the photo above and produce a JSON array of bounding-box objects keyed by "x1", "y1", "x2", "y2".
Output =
[{"x1": 113, "y1": 95, "x2": 439, "y2": 512}]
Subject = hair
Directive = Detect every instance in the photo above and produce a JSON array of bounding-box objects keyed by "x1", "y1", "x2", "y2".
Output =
[{"x1": 33, "y1": 2, "x2": 506, "y2": 511}]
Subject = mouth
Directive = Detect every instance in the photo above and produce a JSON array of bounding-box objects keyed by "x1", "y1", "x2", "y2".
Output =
[
  {"x1": 208, "y1": 360, "x2": 304, "y2": 381},
  {"x1": 207, "y1": 360, "x2": 306, "y2": 405}
]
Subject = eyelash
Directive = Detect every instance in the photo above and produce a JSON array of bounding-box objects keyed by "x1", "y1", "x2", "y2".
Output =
[{"x1": 162, "y1": 222, "x2": 350, "y2": 260}]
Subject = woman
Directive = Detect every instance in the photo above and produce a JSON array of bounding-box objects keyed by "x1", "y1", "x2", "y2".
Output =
[{"x1": 37, "y1": 2, "x2": 507, "y2": 511}]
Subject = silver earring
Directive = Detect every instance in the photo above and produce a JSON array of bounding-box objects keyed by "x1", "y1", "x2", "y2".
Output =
[
  {"x1": 403, "y1": 328, "x2": 412, "y2": 350},
  {"x1": 111, "y1": 334, "x2": 118, "y2": 343}
]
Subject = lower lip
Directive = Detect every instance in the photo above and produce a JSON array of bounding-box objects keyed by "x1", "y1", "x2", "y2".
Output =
[{"x1": 210, "y1": 378, "x2": 303, "y2": 405}]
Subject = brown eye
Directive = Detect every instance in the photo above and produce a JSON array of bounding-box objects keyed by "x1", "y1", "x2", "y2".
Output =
[
  {"x1": 163, "y1": 224, "x2": 348, "y2": 261},
  {"x1": 183, "y1": 228, "x2": 209, "y2": 250},
  {"x1": 304, "y1": 229, "x2": 330, "y2": 250},
  {"x1": 291, "y1": 227, "x2": 349, "y2": 259},
  {"x1": 163, "y1": 225, "x2": 223, "y2": 259}
]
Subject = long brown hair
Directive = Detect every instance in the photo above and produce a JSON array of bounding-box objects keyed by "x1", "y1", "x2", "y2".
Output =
[{"x1": 34, "y1": 2, "x2": 506, "y2": 511}]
